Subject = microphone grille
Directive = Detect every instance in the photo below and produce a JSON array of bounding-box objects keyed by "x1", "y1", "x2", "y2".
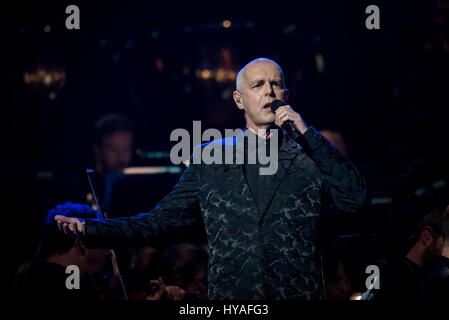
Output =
[{"x1": 270, "y1": 100, "x2": 284, "y2": 113}]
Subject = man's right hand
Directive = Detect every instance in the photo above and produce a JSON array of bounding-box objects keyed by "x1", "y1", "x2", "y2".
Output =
[
  {"x1": 145, "y1": 277, "x2": 186, "y2": 300},
  {"x1": 54, "y1": 215, "x2": 86, "y2": 236}
]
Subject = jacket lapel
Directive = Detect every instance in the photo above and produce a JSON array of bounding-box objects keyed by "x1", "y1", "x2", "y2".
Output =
[
  {"x1": 226, "y1": 132, "x2": 262, "y2": 216},
  {"x1": 257, "y1": 137, "x2": 300, "y2": 224},
  {"x1": 227, "y1": 129, "x2": 302, "y2": 222}
]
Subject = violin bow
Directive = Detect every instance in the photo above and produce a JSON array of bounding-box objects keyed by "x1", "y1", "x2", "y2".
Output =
[{"x1": 86, "y1": 169, "x2": 129, "y2": 300}]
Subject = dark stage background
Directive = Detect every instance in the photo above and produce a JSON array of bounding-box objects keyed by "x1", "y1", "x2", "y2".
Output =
[{"x1": 2, "y1": 0, "x2": 448, "y2": 299}]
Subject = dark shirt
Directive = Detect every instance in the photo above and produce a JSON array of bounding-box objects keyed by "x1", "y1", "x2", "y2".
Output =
[
  {"x1": 372, "y1": 257, "x2": 425, "y2": 301},
  {"x1": 421, "y1": 255, "x2": 449, "y2": 300},
  {"x1": 243, "y1": 129, "x2": 280, "y2": 213},
  {"x1": 28, "y1": 263, "x2": 101, "y2": 301}
]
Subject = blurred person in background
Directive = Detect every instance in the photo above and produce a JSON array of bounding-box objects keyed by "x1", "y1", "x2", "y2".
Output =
[
  {"x1": 91, "y1": 113, "x2": 135, "y2": 174},
  {"x1": 367, "y1": 208, "x2": 447, "y2": 300},
  {"x1": 12, "y1": 202, "x2": 111, "y2": 300},
  {"x1": 321, "y1": 241, "x2": 354, "y2": 300},
  {"x1": 155, "y1": 242, "x2": 208, "y2": 300},
  {"x1": 126, "y1": 245, "x2": 162, "y2": 299},
  {"x1": 420, "y1": 205, "x2": 449, "y2": 300},
  {"x1": 141, "y1": 243, "x2": 208, "y2": 300}
]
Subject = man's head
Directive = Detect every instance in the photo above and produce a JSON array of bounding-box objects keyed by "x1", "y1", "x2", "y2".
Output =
[
  {"x1": 321, "y1": 241, "x2": 353, "y2": 300},
  {"x1": 407, "y1": 208, "x2": 449, "y2": 265},
  {"x1": 40, "y1": 202, "x2": 110, "y2": 274},
  {"x1": 233, "y1": 58, "x2": 289, "y2": 130},
  {"x1": 92, "y1": 114, "x2": 135, "y2": 173}
]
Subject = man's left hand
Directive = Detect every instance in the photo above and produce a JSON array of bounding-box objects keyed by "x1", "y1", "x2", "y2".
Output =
[{"x1": 274, "y1": 105, "x2": 309, "y2": 134}]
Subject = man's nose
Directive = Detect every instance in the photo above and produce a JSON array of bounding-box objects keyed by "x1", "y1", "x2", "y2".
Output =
[{"x1": 263, "y1": 82, "x2": 275, "y2": 96}]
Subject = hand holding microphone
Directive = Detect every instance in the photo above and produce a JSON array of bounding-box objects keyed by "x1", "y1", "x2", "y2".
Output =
[{"x1": 270, "y1": 99, "x2": 309, "y2": 139}]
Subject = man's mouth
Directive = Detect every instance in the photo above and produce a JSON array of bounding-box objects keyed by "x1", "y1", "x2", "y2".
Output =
[{"x1": 263, "y1": 102, "x2": 272, "y2": 111}]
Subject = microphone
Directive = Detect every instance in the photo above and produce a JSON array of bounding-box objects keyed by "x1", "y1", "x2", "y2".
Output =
[
  {"x1": 270, "y1": 99, "x2": 312, "y2": 155},
  {"x1": 270, "y1": 100, "x2": 303, "y2": 141}
]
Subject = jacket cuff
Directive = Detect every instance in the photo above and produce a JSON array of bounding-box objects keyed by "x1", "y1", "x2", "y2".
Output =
[
  {"x1": 302, "y1": 126, "x2": 324, "y2": 151},
  {"x1": 80, "y1": 218, "x2": 103, "y2": 247}
]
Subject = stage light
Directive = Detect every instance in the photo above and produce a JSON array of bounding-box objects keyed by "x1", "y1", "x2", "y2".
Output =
[
  {"x1": 222, "y1": 20, "x2": 231, "y2": 28},
  {"x1": 195, "y1": 68, "x2": 236, "y2": 82},
  {"x1": 200, "y1": 69, "x2": 211, "y2": 79},
  {"x1": 155, "y1": 58, "x2": 164, "y2": 71},
  {"x1": 315, "y1": 53, "x2": 325, "y2": 73},
  {"x1": 349, "y1": 293, "x2": 362, "y2": 300},
  {"x1": 24, "y1": 68, "x2": 66, "y2": 87},
  {"x1": 123, "y1": 166, "x2": 182, "y2": 175},
  {"x1": 227, "y1": 70, "x2": 237, "y2": 81},
  {"x1": 44, "y1": 25, "x2": 51, "y2": 32},
  {"x1": 44, "y1": 74, "x2": 52, "y2": 86},
  {"x1": 215, "y1": 68, "x2": 226, "y2": 82}
]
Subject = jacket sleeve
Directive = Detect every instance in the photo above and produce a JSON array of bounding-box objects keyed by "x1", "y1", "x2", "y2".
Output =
[
  {"x1": 301, "y1": 126, "x2": 368, "y2": 213},
  {"x1": 82, "y1": 153, "x2": 202, "y2": 248}
]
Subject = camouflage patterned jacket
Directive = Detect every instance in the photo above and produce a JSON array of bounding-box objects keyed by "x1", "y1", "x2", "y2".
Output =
[{"x1": 82, "y1": 127, "x2": 367, "y2": 300}]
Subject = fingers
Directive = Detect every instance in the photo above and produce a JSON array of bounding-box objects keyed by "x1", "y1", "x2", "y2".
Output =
[
  {"x1": 146, "y1": 280, "x2": 163, "y2": 300},
  {"x1": 62, "y1": 222, "x2": 69, "y2": 234},
  {"x1": 55, "y1": 215, "x2": 73, "y2": 223},
  {"x1": 146, "y1": 277, "x2": 167, "y2": 300},
  {"x1": 54, "y1": 215, "x2": 84, "y2": 235},
  {"x1": 274, "y1": 105, "x2": 306, "y2": 131},
  {"x1": 56, "y1": 220, "x2": 63, "y2": 232},
  {"x1": 274, "y1": 105, "x2": 294, "y2": 127},
  {"x1": 74, "y1": 219, "x2": 86, "y2": 236},
  {"x1": 166, "y1": 286, "x2": 186, "y2": 300},
  {"x1": 55, "y1": 215, "x2": 73, "y2": 233},
  {"x1": 158, "y1": 276, "x2": 166, "y2": 291}
]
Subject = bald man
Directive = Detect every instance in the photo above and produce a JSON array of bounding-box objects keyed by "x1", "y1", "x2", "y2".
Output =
[{"x1": 56, "y1": 58, "x2": 367, "y2": 300}]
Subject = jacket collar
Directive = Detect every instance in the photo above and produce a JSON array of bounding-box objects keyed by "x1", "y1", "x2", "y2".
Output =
[{"x1": 223, "y1": 127, "x2": 301, "y2": 221}]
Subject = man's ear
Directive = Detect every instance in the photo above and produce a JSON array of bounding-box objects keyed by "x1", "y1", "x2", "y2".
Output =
[
  {"x1": 233, "y1": 91, "x2": 244, "y2": 110},
  {"x1": 420, "y1": 226, "x2": 433, "y2": 245}
]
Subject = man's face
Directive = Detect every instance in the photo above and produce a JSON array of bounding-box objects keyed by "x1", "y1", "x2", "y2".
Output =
[
  {"x1": 99, "y1": 131, "x2": 133, "y2": 172},
  {"x1": 423, "y1": 233, "x2": 444, "y2": 263},
  {"x1": 235, "y1": 61, "x2": 288, "y2": 129},
  {"x1": 325, "y1": 260, "x2": 353, "y2": 300}
]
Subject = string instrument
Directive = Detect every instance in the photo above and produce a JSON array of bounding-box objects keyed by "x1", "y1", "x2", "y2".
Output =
[{"x1": 86, "y1": 168, "x2": 129, "y2": 300}]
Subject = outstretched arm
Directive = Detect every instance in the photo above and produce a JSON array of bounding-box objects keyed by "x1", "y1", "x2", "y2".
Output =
[{"x1": 55, "y1": 153, "x2": 202, "y2": 247}]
